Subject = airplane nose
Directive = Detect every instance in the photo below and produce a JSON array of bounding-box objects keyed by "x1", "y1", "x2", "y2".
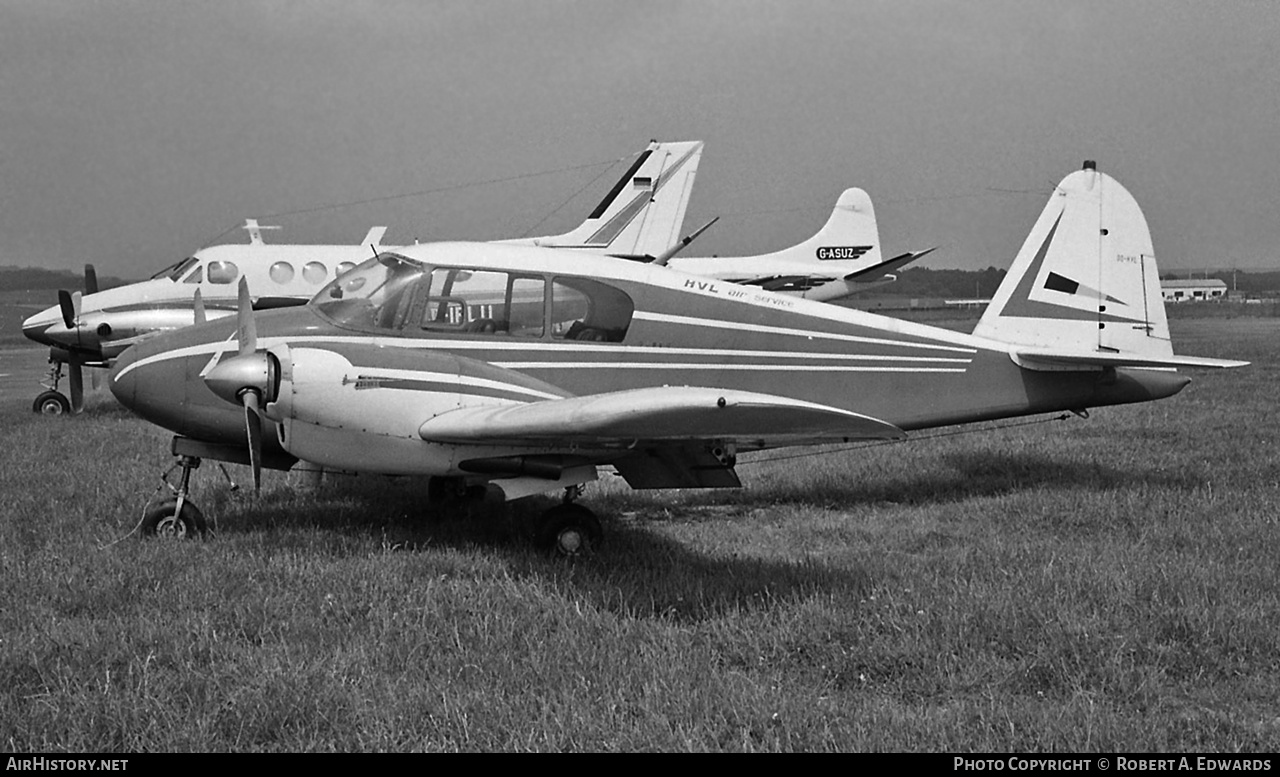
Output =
[
  {"x1": 108, "y1": 346, "x2": 140, "y2": 409},
  {"x1": 22, "y1": 305, "x2": 108, "y2": 356},
  {"x1": 21, "y1": 307, "x2": 60, "y2": 347}
]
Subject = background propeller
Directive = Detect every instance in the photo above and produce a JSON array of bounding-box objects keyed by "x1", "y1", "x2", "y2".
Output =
[{"x1": 55, "y1": 289, "x2": 86, "y2": 413}]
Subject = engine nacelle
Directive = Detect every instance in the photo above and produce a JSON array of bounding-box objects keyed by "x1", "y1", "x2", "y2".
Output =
[{"x1": 265, "y1": 343, "x2": 570, "y2": 476}]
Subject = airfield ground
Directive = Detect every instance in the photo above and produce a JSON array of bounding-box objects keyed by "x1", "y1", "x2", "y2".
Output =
[{"x1": 0, "y1": 316, "x2": 1276, "y2": 751}]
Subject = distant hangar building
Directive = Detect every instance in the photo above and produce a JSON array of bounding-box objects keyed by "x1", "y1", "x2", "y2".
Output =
[{"x1": 1161, "y1": 278, "x2": 1228, "y2": 302}]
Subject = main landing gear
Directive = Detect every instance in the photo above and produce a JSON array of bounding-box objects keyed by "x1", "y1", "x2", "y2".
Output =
[
  {"x1": 536, "y1": 486, "x2": 602, "y2": 558},
  {"x1": 137, "y1": 442, "x2": 605, "y2": 554},
  {"x1": 426, "y1": 476, "x2": 603, "y2": 556}
]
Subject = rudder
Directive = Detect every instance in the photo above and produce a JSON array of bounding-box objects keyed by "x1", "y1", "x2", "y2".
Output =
[{"x1": 974, "y1": 162, "x2": 1172, "y2": 360}]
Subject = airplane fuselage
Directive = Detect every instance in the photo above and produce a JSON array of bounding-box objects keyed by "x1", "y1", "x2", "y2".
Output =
[
  {"x1": 109, "y1": 242, "x2": 1187, "y2": 480},
  {"x1": 22, "y1": 243, "x2": 377, "y2": 362}
]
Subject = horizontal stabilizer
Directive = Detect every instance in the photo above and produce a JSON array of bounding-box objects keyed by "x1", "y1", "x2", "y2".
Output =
[
  {"x1": 800, "y1": 248, "x2": 936, "y2": 303},
  {"x1": 1013, "y1": 349, "x2": 1249, "y2": 371},
  {"x1": 418, "y1": 386, "x2": 903, "y2": 446},
  {"x1": 842, "y1": 247, "x2": 936, "y2": 282}
]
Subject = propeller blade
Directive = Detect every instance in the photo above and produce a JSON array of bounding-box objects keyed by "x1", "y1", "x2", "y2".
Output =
[
  {"x1": 69, "y1": 361, "x2": 84, "y2": 414},
  {"x1": 57, "y1": 290, "x2": 76, "y2": 329},
  {"x1": 193, "y1": 288, "x2": 206, "y2": 325},
  {"x1": 84, "y1": 264, "x2": 99, "y2": 295},
  {"x1": 243, "y1": 390, "x2": 263, "y2": 493},
  {"x1": 236, "y1": 277, "x2": 256, "y2": 356}
]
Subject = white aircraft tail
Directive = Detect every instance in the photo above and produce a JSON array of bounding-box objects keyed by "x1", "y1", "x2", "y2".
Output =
[
  {"x1": 752, "y1": 187, "x2": 884, "y2": 270},
  {"x1": 507, "y1": 140, "x2": 703, "y2": 257},
  {"x1": 975, "y1": 162, "x2": 1244, "y2": 369}
]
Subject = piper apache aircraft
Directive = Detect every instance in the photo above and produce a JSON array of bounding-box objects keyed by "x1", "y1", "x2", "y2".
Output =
[
  {"x1": 109, "y1": 161, "x2": 1245, "y2": 555},
  {"x1": 22, "y1": 139, "x2": 706, "y2": 414}
]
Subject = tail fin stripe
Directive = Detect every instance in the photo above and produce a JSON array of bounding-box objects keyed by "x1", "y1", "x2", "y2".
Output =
[
  {"x1": 586, "y1": 150, "x2": 653, "y2": 220},
  {"x1": 585, "y1": 145, "x2": 699, "y2": 245},
  {"x1": 993, "y1": 212, "x2": 1147, "y2": 325}
]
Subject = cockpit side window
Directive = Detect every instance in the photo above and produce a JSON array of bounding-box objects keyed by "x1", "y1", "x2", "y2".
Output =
[
  {"x1": 183, "y1": 265, "x2": 204, "y2": 284},
  {"x1": 207, "y1": 261, "x2": 240, "y2": 284},
  {"x1": 311, "y1": 253, "x2": 427, "y2": 329},
  {"x1": 154, "y1": 256, "x2": 198, "y2": 281},
  {"x1": 551, "y1": 276, "x2": 634, "y2": 342}
]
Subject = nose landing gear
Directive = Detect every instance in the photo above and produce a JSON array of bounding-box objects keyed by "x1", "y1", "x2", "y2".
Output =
[{"x1": 141, "y1": 455, "x2": 208, "y2": 538}]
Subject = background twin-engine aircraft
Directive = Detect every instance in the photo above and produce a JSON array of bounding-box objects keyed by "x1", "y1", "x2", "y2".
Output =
[
  {"x1": 108, "y1": 162, "x2": 1245, "y2": 554},
  {"x1": 22, "y1": 140, "x2": 920, "y2": 415}
]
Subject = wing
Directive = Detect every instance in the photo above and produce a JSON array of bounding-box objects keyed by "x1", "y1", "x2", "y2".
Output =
[
  {"x1": 418, "y1": 385, "x2": 903, "y2": 446},
  {"x1": 419, "y1": 385, "x2": 904, "y2": 490}
]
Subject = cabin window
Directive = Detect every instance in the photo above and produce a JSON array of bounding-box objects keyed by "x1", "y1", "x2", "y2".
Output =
[
  {"x1": 417, "y1": 268, "x2": 545, "y2": 337},
  {"x1": 269, "y1": 261, "x2": 295, "y2": 284},
  {"x1": 207, "y1": 261, "x2": 240, "y2": 284},
  {"x1": 303, "y1": 262, "x2": 327, "y2": 284},
  {"x1": 183, "y1": 266, "x2": 204, "y2": 284},
  {"x1": 550, "y1": 276, "x2": 633, "y2": 342},
  {"x1": 336, "y1": 261, "x2": 356, "y2": 276}
]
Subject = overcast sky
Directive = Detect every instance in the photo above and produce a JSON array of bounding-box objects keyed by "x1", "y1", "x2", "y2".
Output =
[{"x1": 2, "y1": 0, "x2": 1277, "y2": 278}]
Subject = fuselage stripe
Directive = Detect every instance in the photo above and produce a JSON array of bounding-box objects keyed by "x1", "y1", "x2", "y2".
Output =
[
  {"x1": 114, "y1": 333, "x2": 981, "y2": 382},
  {"x1": 491, "y1": 362, "x2": 967, "y2": 373},
  {"x1": 632, "y1": 311, "x2": 979, "y2": 353}
]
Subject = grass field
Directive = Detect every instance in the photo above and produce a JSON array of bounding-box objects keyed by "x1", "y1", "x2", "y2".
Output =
[{"x1": 1, "y1": 318, "x2": 1277, "y2": 751}]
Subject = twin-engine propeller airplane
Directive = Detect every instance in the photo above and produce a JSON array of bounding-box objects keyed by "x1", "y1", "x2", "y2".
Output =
[{"x1": 108, "y1": 161, "x2": 1246, "y2": 554}]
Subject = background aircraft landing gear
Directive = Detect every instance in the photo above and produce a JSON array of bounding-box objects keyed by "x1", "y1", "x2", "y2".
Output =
[
  {"x1": 142, "y1": 455, "x2": 207, "y2": 538},
  {"x1": 537, "y1": 499, "x2": 602, "y2": 558},
  {"x1": 33, "y1": 390, "x2": 71, "y2": 415}
]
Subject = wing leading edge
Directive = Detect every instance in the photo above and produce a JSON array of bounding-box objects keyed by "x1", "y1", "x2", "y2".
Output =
[{"x1": 418, "y1": 386, "x2": 904, "y2": 447}]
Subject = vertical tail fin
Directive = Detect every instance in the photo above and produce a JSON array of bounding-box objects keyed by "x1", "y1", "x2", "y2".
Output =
[
  {"x1": 747, "y1": 187, "x2": 884, "y2": 269},
  {"x1": 506, "y1": 140, "x2": 703, "y2": 257},
  {"x1": 974, "y1": 162, "x2": 1173, "y2": 359}
]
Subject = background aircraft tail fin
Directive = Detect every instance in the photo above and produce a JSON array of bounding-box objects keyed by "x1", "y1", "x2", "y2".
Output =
[
  {"x1": 974, "y1": 162, "x2": 1178, "y2": 362},
  {"x1": 748, "y1": 187, "x2": 884, "y2": 270},
  {"x1": 507, "y1": 140, "x2": 703, "y2": 257}
]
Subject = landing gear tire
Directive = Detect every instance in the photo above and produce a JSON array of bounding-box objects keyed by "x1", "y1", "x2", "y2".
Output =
[
  {"x1": 33, "y1": 390, "x2": 71, "y2": 416},
  {"x1": 140, "y1": 499, "x2": 207, "y2": 539},
  {"x1": 537, "y1": 503, "x2": 602, "y2": 558}
]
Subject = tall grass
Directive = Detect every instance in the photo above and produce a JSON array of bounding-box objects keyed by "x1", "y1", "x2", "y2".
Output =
[{"x1": 1, "y1": 319, "x2": 1277, "y2": 751}]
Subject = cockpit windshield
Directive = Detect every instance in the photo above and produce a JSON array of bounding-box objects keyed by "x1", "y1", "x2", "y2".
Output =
[
  {"x1": 151, "y1": 256, "x2": 199, "y2": 282},
  {"x1": 311, "y1": 253, "x2": 428, "y2": 328}
]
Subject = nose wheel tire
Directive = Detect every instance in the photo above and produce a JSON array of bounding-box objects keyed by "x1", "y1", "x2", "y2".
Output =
[
  {"x1": 537, "y1": 503, "x2": 602, "y2": 557},
  {"x1": 33, "y1": 390, "x2": 71, "y2": 415},
  {"x1": 140, "y1": 499, "x2": 207, "y2": 539}
]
